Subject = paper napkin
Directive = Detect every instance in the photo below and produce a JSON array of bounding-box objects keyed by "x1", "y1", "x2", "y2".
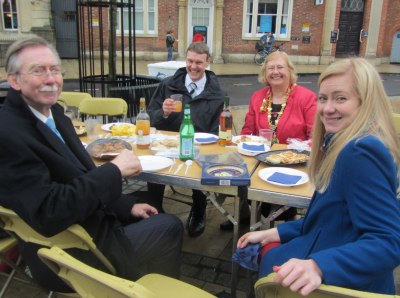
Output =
[
  {"x1": 242, "y1": 143, "x2": 265, "y2": 151},
  {"x1": 267, "y1": 172, "x2": 302, "y2": 185},
  {"x1": 195, "y1": 137, "x2": 218, "y2": 143}
]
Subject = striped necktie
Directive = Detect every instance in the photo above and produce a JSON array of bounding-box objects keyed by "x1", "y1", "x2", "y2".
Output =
[
  {"x1": 45, "y1": 118, "x2": 65, "y2": 143},
  {"x1": 189, "y1": 82, "x2": 197, "y2": 97}
]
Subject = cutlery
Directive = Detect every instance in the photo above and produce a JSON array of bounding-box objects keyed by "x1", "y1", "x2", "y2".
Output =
[
  {"x1": 169, "y1": 157, "x2": 176, "y2": 172},
  {"x1": 173, "y1": 163, "x2": 183, "y2": 175},
  {"x1": 184, "y1": 160, "x2": 193, "y2": 175}
]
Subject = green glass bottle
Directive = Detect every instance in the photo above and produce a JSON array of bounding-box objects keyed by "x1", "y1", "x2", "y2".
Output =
[{"x1": 179, "y1": 104, "x2": 195, "y2": 160}]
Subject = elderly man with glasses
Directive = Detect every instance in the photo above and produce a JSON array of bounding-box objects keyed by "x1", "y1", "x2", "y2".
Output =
[{"x1": 0, "y1": 36, "x2": 184, "y2": 293}]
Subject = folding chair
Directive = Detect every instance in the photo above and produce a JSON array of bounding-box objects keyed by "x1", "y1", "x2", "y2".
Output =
[
  {"x1": 392, "y1": 113, "x2": 400, "y2": 135},
  {"x1": 78, "y1": 97, "x2": 128, "y2": 123},
  {"x1": 0, "y1": 206, "x2": 116, "y2": 275},
  {"x1": 0, "y1": 235, "x2": 24, "y2": 298},
  {"x1": 38, "y1": 246, "x2": 216, "y2": 298},
  {"x1": 255, "y1": 273, "x2": 400, "y2": 298},
  {"x1": 59, "y1": 92, "x2": 93, "y2": 119},
  {"x1": 60, "y1": 92, "x2": 93, "y2": 109}
]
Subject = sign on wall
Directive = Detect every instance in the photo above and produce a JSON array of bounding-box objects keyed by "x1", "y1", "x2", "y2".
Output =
[{"x1": 260, "y1": 15, "x2": 273, "y2": 33}]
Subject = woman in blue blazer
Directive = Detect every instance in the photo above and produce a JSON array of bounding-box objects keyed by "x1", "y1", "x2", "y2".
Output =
[{"x1": 237, "y1": 58, "x2": 400, "y2": 295}]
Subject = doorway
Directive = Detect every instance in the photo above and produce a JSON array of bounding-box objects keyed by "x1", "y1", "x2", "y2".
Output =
[
  {"x1": 390, "y1": 30, "x2": 400, "y2": 63},
  {"x1": 336, "y1": 0, "x2": 364, "y2": 57},
  {"x1": 51, "y1": 0, "x2": 78, "y2": 58},
  {"x1": 188, "y1": 0, "x2": 214, "y2": 53}
]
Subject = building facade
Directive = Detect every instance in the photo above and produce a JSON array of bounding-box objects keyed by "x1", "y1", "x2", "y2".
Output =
[{"x1": 1, "y1": 0, "x2": 400, "y2": 66}]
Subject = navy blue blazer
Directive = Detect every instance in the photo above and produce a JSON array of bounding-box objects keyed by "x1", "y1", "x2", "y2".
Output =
[{"x1": 260, "y1": 136, "x2": 400, "y2": 294}]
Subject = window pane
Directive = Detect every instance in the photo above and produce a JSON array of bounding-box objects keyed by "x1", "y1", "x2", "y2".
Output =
[
  {"x1": 148, "y1": 12, "x2": 154, "y2": 31},
  {"x1": 193, "y1": 8, "x2": 209, "y2": 26},
  {"x1": 136, "y1": 0, "x2": 143, "y2": 10},
  {"x1": 135, "y1": 12, "x2": 143, "y2": 31},
  {"x1": 148, "y1": 0, "x2": 154, "y2": 11}
]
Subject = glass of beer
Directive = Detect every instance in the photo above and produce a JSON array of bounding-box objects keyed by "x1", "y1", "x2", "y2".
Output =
[{"x1": 171, "y1": 94, "x2": 183, "y2": 112}]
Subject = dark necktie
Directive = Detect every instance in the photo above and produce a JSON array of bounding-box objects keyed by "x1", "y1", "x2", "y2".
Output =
[
  {"x1": 45, "y1": 118, "x2": 65, "y2": 143},
  {"x1": 189, "y1": 82, "x2": 197, "y2": 97}
]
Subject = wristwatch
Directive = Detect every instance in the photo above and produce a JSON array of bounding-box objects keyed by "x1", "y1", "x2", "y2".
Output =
[{"x1": 162, "y1": 113, "x2": 169, "y2": 119}]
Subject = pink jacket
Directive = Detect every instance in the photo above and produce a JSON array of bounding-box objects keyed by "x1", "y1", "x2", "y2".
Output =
[{"x1": 241, "y1": 85, "x2": 317, "y2": 144}]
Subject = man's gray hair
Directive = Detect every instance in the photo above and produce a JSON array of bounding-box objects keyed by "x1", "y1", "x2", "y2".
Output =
[{"x1": 5, "y1": 36, "x2": 60, "y2": 74}]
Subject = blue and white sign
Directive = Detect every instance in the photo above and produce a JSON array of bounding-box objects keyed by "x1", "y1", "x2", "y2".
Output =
[{"x1": 260, "y1": 15, "x2": 272, "y2": 33}]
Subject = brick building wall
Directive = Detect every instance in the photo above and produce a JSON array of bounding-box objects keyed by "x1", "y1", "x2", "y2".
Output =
[{"x1": 382, "y1": 0, "x2": 400, "y2": 57}]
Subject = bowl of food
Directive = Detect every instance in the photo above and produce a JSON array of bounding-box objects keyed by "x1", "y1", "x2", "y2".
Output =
[{"x1": 86, "y1": 139, "x2": 132, "y2": 160}]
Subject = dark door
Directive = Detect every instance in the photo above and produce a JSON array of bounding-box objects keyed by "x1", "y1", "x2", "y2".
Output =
[
  {"x1": 336, "y1": 11, "x2": 363, "y2": 57},
  {"x1": 51, "y1": 0, "x2": 78, "y2": 58}
]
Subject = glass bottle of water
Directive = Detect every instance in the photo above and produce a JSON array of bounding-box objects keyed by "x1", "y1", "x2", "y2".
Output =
[{"x1": 179, "y1": 104, "x2": 195, "y2": 160}]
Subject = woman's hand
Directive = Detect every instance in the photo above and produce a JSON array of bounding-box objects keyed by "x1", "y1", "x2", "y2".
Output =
[
  {"x1": 273, "y1": 259, "x2": 323, "y2": 296},
  {"x1": 237, "y1": 228, "x2": 280, "y2": 248}
]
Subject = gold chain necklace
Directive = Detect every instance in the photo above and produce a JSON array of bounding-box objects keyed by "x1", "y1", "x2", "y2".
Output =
[{"x1": 260, "y1": 84, "x2": 296, "y2": 144}]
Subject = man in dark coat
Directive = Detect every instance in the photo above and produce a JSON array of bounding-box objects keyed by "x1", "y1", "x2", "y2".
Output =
[
  {"x1": 0, "y1": 36, "x2": 183, "y2": 292},
  {"x1": 147, "y1": 42, "x2": 225, "y2": 237}
]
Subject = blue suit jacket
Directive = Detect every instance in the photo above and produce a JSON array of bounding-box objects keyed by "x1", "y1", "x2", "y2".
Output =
[{"x1": 260, "y1": 136, "x2": 400, "y2": 294}]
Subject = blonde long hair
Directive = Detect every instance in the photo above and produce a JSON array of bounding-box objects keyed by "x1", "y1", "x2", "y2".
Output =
[{"x1": 308, "y1": 58, "x2": 400, "y2": 193}]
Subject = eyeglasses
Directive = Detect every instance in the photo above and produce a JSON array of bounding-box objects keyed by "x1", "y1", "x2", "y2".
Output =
[
  {"x1": 17, "y1": 65, "x2": 65, "y2": 78},
  {"x1": 266, "y1": 65, "x2": 286, "y2": 72}
]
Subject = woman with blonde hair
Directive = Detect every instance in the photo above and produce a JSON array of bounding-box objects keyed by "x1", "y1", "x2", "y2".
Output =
[
  {"x1": 236, "y1": 58, "x2": 400, "y2": 295},
  {"x1": 241, "y1": 51, "x2": 316, "y2": 145}
]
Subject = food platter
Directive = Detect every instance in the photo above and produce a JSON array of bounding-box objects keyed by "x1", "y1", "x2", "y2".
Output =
[
  {"x1": 258, "y1": 167, "x2": 309, "y2": 187},
  {"x1": 232, "y1": 135, "x2": 263, "y2": 144},
  {"x1": 255, "y1": 149, "x2": 310, "y2": 166},
  {"x1": 101, "y1": 123, "x2": 135, "y2": 134},
  {"x1": 86, "y1": 139, "x2": 132, "y2": 160}
]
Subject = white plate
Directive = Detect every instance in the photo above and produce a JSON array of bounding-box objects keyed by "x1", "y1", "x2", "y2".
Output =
[
  {"x1": 194, "y1": 133, "x2": 219, "y2": 144},
  {"x1": 101, "y1": 123, "x2": 134, "y2": 132},
  {"x1": 238, "y1": 142, "x2": 270, "y2": 156},
  {"x1": 258, "y1": 167, "x2": 309, "y2": 187},
  {"x1": 232, "y1": 135, "x2": 263, "y2": 144},
  {"x1": 138, "y1": 156, "x2": 174, "y2": 172}
]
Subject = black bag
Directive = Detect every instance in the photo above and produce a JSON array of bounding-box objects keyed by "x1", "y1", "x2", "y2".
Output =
[{"x1": 255, "y1": 41, "x2": 264, "y2": 51}]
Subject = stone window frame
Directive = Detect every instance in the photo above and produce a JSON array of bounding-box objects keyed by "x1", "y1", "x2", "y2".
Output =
[
  {"x1": 1, "y1": 0, "x2": 18, "y2": 31},
  {"x1": 243, "y1": 0, "x2": 293, "y2": 40}
]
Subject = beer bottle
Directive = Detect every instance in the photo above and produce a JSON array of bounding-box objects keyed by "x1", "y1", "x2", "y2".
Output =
[
  {"x1": 136, "y1": 97, "x2": 151, "y2": 149},
  {"x1": 218, "y1": 96, "x2": 233, "y2": 146},
  {"x1": 179, "y1": 104, "x2": 195, "y2": 160}
]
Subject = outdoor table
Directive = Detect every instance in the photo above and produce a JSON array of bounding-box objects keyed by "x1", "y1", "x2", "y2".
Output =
[
  {"x1": 79, "y1": 124, "x2": 258, "y2": 297},
  {"x1": 247, "y1": 144, "x2": 314, "y2": 231}
]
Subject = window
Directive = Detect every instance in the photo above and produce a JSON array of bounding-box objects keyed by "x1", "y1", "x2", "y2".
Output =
[
  {"x1": 243, "y1": 0, "x2": 292, "y2": 39},
  {"x1": 192, "y1": 7, "x2": 210, "y2": 27},
  {"x1": 1, "y1": 0, "x2": 18, "y2": 30},
  {"x1": 117, "y1": 0, "x2": 157, "y2": 35}
]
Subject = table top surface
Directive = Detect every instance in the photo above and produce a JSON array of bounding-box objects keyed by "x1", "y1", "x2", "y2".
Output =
[{"x1": 78, "y1": 122, "x2": 314, "y2": 202}]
